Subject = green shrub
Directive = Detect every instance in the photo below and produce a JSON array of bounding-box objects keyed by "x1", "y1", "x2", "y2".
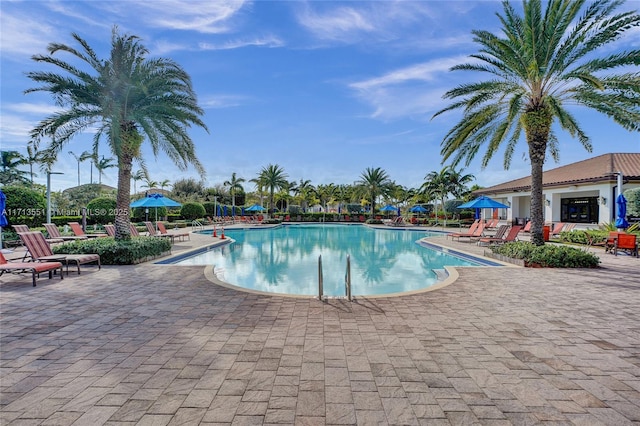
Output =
[
  {"x1": 491, "y1": 241, "x2": 599, "y2": 268},
  {"x1": 2, "y1": 185, "x2": 46, "y2": 227},
  {"x1": 53, "y1": 236, "x2": 171, "y2": 264},
  {"x1": 49, "y1": 216, "x2": 83, "y2": 227},
  {"x1": 181, "y1": 202, "x2": 205, "y2": 220},
  {"x1": 366, "y1": 219, "x2": 384, "y2": 224},
  {"x1": 131, "y1": 206, "x2": 168, "y2": 221},
  {"x1": 86, "y1": 197, "x2": 117, "y2": 224}
]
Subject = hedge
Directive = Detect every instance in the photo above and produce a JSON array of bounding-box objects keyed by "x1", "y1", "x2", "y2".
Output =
[{"x1": 53, "y1": 236, "x2": 172, "y2": 264}]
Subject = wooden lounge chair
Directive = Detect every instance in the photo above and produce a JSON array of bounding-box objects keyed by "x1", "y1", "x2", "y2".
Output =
[
  {"x1": 19, "y1": 231, "x2": 100, "y2": 275},
  {"x1": 477, "y1": 225, "x2": 522, "y2": 246},
  {"x1": 43, "y1": 223, "x2": 88, "y2": 241},
  {"x1": 451, "y1": 222, "x2": 486, "y2": 242},
  {"x1": 0, "y1": 252, "x2": 63, "y2": 287},
  {"x1": 68, "y1": 222, "x2": 108, "y2": 238},
  {"x1": 612, "y1": 233, "x2": 638, "y2": 257},
  {"x1": 157, "y1": 222, "x2": 190, "y2": 241},
  {"x1": 520, "y1": 221, "x2": 532, "y2": 233},
  {"x1": 13, "y1": 224, "x2": 64, "y2": 245},
  {"x1": 485, "y1": 218, "x2": 499, "y2": 229}
]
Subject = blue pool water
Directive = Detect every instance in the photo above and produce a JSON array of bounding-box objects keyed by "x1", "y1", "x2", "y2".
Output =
[{"x1": 162, "y1": 224, "x2": 496, "y2": 296}]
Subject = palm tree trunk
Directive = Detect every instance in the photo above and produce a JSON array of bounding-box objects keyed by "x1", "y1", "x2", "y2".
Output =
[
  {"x1": 115, "y1": 155, "x2": 133, "y2": 240},
  {"x1": 524, "y1": 107, "x2": 552, "y2": 246}
]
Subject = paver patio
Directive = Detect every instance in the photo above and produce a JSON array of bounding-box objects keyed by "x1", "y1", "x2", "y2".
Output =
[{"x1": 1, "y1": 229, "x2": 639, "y2": 425}]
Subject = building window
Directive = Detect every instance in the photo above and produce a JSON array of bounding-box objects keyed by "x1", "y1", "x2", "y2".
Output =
[{"x1": 561, "y1": 197, "x2": 599, "y2": 223}]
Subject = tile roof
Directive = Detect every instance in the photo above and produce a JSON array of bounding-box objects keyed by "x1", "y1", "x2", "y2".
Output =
[{"x1": 476, "y1": 153, "x2": 640, "y2": 194}]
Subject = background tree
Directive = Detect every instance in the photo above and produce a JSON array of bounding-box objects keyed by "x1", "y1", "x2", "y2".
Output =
[
  {"x1": 434, "y1": 0, "x2": 640, "y2": 245},
  {"x1": 356, "y1": 167, "x2": 392, "y2": 217},
  {"x1": 159, "y1": 179, "x2": 171, "y2": 193},
  {"x1": 95, "y1": 156, "x2": 116, "y2": 185},
  {"x1": 131, "y1": 170, "x2": 146, "y2": 195},
  {"x1": 258, "y1": 164, "x2": 288, "y2": 215},
  {"x1": 27, "y1": 27, "x2": 208, "y2": 240},
  {"x1": 0, "y1": 150, "x2": 28, "y2": 186},
  {"x1": 223, "y1": 172, "x2": 245, "y2": 216}
]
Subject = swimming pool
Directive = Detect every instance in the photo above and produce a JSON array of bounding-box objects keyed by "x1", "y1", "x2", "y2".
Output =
[{"x1": 161, "y1": 224, "x2": 499, "y2": 297}]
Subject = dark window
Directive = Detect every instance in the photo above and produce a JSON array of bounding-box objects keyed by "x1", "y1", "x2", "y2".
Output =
[{"x1": 561, "y1": 197, "x2": 598, "y2": 223}]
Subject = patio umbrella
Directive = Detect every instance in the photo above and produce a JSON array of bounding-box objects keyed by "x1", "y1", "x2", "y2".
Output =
[
  {"x1": 615, "y1": 193, "x2": 629, "y2": 230},
  {"x1": 408, "y1": 205, "x2": 427, "y2": 213},
  {"x1": 223, "y1": 205, "x2": 228, "y2": 217},
  {"x1": 130, "y1": 193, "x2": 182, "y2": 230},
  {"x1": 0, "y1": 189, "x2": 8, "y2": 250},
  {"x1": 246, "y1": 204, "x2": 266, "y2": 212},
  {"x1": 380, "y1": 204, "x2": 396, "y2": 217},
  {"x1": 216, "y1": 205, "x2": 221, "y2": 217},
  {"x1": 457, "y1": 196, "x2": 509, "y2": 220}
]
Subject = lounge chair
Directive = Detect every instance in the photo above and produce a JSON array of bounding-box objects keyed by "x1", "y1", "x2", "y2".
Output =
[
  {"x1": 18, "y1": 231, "x2": 100, "y2": 275},
  {"x1": 157, "y1": 222, "x2": 190, "y2": 241},
  {"x1": 612, "y1": 233, "x2": 638, "y2": 257},
  {"x1": 0, "y1": 251, "x2": 64, "y2": 287},
  {"x1": 520, "y1": 221, "x2": 532, "y2": 233},
  {"x1": 68, "y1": 222, "x2": 108, "y2": 238},
  {"x1": 447, "y1": 220, "x2": 480, "y2": 240},
  {"x1": 477, "y1": 225, "x2": 522, "y2": 246},
  {"x1": 451, "y1": 222, "x2": 486, "y2": 242},
  {"x1": 386, "y1": 216, "x2": 406, "y2": 227},
  {"x1": 44, "y1": 223, "x2": 88, "y2": 241},
  {"x1": 13, "y1": 224, "x2": 64, "y2": 245},
  {"x1": 104, "y1": 224, "x2": 116, "y2": 237},
  {"x1": 130, "y1": 223, "x2": 142, "y2": 236},
  {"x1": 550, "y1": 222, "x2": 565, "y2": 236},
  {"x1": 485, "y1": 218, "x2": 500, "y2": 229}
]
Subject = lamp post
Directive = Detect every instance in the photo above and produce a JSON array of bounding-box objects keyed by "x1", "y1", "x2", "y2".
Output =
[
  {"x1": 46, "y1": 171, "x2": 64, "y2": 223},
  {"x1": 68, "y1": 151, "x2": 81, "y2": 186},
  {"x1": 213, "y1": 196, "x2": 218, "y2": 218}
]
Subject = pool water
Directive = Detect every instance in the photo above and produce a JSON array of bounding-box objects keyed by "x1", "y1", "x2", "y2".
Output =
[{"x1": 169, "y1": 224, "x2": 486, "y2": 296}]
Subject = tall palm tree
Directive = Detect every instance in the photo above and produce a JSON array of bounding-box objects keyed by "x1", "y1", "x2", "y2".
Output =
[
  {"x1": 141, "y1": 178, "x2": 158, "y2": 192},
  {"x1": 95, "y1": 156, "x2": 116, "y2": 184},
  {"x1": 223, "y1": 172, "x2": 245, "y2": 217},
  {"x1": 421, "y1": 167, "x2": 452, "y2": 225},
  {"x1": 433, "y1": 0, "x2": 640, "y2": 245},
  {"x1": 25, "y1": 144, "x2": 39, "y2": 183},
  {"x1": 68, "y1": 150, "x2": 90, "y2": 187},
  {"x1": 258, "y1": 164, "x2": 288, "y2": 215},
  {"x1": 26, "y1": 27, "x2": 208, "y2": 240},
  {"x1": 294, "y1": 179, "x2": 315, "y2": 210},
  {"x1": 356, "y1": 167, "x2": 392, "y2": 218},
  {"x1": 159, "y1": 179, "x2": 171, "y2": 193},
  {"x1": 131, "y1": 169, "x2": 146, "y2": 195}
]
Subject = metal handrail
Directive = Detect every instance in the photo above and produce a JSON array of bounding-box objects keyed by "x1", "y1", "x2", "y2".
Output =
[
  {"x1": 191, "y1": 220, "x2": 204, "y2": 231},
  {"x1": 345, "y1": 254, "x2": 352, "y2": 301},
  {"x1": 318, "y1": 255, "x2": 323, "y2": 300}
]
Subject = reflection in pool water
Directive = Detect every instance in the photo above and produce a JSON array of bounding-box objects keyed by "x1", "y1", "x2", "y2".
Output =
[{"x1": 171, "y1": 225, "x2": 485, "y2": 296}]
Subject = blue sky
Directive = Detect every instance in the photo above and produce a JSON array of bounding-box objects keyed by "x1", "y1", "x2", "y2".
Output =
[{"x1": 1, "y1": 0, "x2": 639, "y2": 193}]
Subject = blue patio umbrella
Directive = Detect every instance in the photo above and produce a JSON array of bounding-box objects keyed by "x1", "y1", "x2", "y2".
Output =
[
  {"x1": 0, "y1": 189, "x2": 8, "y2": 250},
  {"x1": 380, "y1": 204, "x2": 397, "y2": 211},
  {"x1": 615, "y1": 193, "x2": 629, "y2": 229},
  {"x1": 408, "y1": 205, "x2": 427, "y2": 213},
  {"x1": 241, "y1": 207, "x2": 245, "y2": 216},
  {"x1": 246, "y1": 204, "x2": 266, "y2": 212},
  {"x1": 457, "y1": 196, "x2": 509, "y2": 220},
  {"x1": 397, "y1": 207, "x2": 401, "y2": 217},
  {"x1": 223, "y1": 205, "x2": 228, "y2": 217},
  {"x1": 130, "y1": 193, "x2": 182, "y2": 230},
  {"x1": 216, "y1": 205, "x2": 221, "y2": 217}
]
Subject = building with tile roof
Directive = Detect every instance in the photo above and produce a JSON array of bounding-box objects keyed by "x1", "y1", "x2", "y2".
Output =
[{"x1": 473, "y1": 153, "x2": 640, "y2": 225}]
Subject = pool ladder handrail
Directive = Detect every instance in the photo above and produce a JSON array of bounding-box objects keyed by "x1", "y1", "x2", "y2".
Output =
[
  {"x1": 345, "y1": 254, "x2": 352, "y2": 301},
  {"x1": 317, "y1": 254, "x2": 352, "y2": 301},
  {"x1": 191, "y1": 220, "x2": 204, "y2": 231}
]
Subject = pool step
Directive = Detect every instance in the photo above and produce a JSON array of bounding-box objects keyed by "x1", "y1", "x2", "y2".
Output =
[{"x1": 432, "y1": 268, "x2": 448, "y2": 281}]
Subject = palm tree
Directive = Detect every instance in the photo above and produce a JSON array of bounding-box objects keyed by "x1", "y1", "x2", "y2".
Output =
[
  {"x1": 356, "y1": 167, "x2": 392, "y2": 218},
  {"x1": 433, "y1": 0, "x2": 640, "y2": 245},
  {"x1": 141, "y1": 178, "x2": 158, "y2": 192},
  {"x1": 294, "y1": 179, "x2": 315, "y2": 210},
  {"x1": 422, "y1": 167, "x2": 451, "y2": 225},
  {"x1": 27, "y1": 27, "x2": 208, "y2": 240},
  {"x1": 0, "y1": 150, "x2": 28, "y2": 186},
  {"x1": 258, "y1": 164, "x2": 288, "y2": 215},
  {"x1": 95, "y1": 156, "x2": 116, "y2": 184},
  {"x1": 223, "y1": 172, "x2": 245, "y2": 217},
  {"x1": 159, "y1": 179, "x2": 171, "y2": 193},
  {"x1": 25, "y1": 144, "x2": 39, "y2": 183},
  {"x1": 131, "y1": 170, "x2": 146, "y2": 195},
  {"x1": 68, "y1": 150, "x2": 90, "y2": 187}
]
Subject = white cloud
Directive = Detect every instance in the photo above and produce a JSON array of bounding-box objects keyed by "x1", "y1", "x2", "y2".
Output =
[
  {"x1": 0, "y1": 12, "x2": 58, "y2": 57},
  {"x1": 6, "y1": 103, "x2": 61, "y2": 115},
  {"x1": 349, "y1": 57, "x2": 469, "y2": 120},
  {"x1": 297, "y1": 5, "x2": 375, "y2": 42},
  {"x1": 0, "y1": 114, "x2": 36, "y2": 142},
  {"x1": 198, "y1": 34, "x2": 284, "y2": 50},
  {"x1": 200, "y1": 94, "x2": 252, "y2": 109},
  {"x1": 139, "y1": 0, "x2": 248, "y2": 34}
]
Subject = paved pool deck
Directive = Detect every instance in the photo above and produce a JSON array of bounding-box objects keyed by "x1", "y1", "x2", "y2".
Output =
[{"x1": 1, "y1": 225, "x2": 639, "y2": 425}]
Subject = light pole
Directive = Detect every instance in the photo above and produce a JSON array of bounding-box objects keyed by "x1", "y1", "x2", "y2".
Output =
[
  {"x1": 213, "y1": 196, "x2": 218, "y2": 218},
  {"x1": 46, "y1": 171, "x2": 64, "y2": 223},
  {"x1": 69, "y1": 151, "x2": 81, "y2": 186}
]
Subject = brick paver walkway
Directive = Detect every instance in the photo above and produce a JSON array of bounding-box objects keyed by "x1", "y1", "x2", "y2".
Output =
[{"x1": 1, "y1": 230, "x2": 639, "y2": 425}]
